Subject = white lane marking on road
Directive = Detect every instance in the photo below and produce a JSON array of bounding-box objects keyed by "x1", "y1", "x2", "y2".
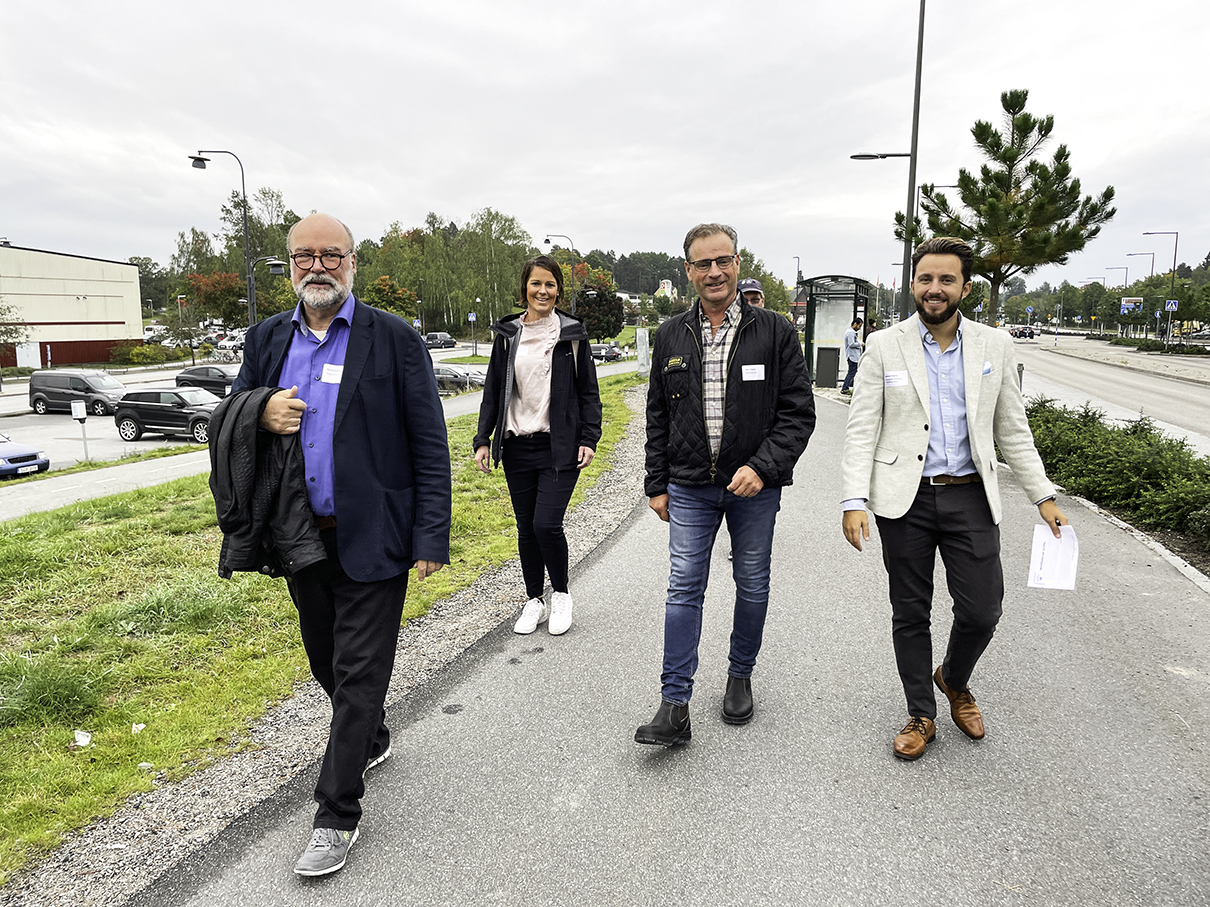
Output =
[{"x1": 1164, "y1": 665, "x2": 1210, "y2": 685}]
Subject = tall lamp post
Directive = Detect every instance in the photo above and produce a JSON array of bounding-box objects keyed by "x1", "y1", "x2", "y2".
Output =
[
  {"x1": 190, "y1": 150, "x2": 256, "y2": 327},
  {"x1": 543, "y1": 234, "x2": 579, "y2": 314},
  {"x1": 1127, "y1": 251, "x2": 1155, "y2": 279},
  {"x1": 850, "y1": 0, "x2": 926, "y2": 322},
  {"x1": 1142, "y1": 230, "x2": 1179, "y2": 299},
  {"x1": 1106, "y1": 266, "x2": 1128, "y2": 288}
]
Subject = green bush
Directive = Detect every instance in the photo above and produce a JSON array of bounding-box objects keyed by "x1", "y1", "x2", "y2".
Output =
[
  {"x1": 109, "y1": 340, "x2": 142, "y2": 365},
  {"x1": 1135, "y1": 338, "x2": 1165, "y2": 352},
  {"x1": 1163, "y1": 344, "x2": 1210, "y2": 356},
  {"x1": 1027, "y1": 397, "x2": 1210, "y2": 542},
  {"x1": 129, "y1": 344, "x2": 168, "y2": 365}
]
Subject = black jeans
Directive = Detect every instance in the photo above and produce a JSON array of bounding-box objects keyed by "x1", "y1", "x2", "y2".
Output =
[
  {"x1": 874, "y1": 482, "x2": 1003, "y2": 720},
  {"x1": 285, "y1": 527, "x2": 407, "y2": 829},
  {"x1": 502, "y1": 433, "x2": 579, "y2": 599},
  {"x1": 841, "y1": 359, "x2": 860, "y2": 392}
]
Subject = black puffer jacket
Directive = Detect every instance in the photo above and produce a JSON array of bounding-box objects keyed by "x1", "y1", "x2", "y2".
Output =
[
  {"x1": 644, "y1": 299, "x2": 815, "y2": 496},
  {"x1": 208, "y1": 387, "x2": 327, "y2": 579},
  {"x1": 474, "y1": 309, "x2": 602, "y2": 469}
]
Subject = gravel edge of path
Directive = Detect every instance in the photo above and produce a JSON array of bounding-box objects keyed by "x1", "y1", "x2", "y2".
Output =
[{"x1": 1, "y1": 385, "x2": 649, "y2": 907}]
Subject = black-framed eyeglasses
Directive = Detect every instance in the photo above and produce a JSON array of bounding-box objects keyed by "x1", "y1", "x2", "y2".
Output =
[
  {"x1": 290, "y1": 250, "x2": 352, "y2": 270},
  {"x1": 687, "y1": 255, "x2": 737, "y2": 272}
]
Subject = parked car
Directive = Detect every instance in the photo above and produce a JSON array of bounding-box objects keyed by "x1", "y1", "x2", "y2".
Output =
[
  {"x1": 0, "y1": 432, "x2": 49, "y2": 478},
  {"x1": 590, "y1": 343, "x2": 622, "y2": 362},
  {"x1": 425, "y1": 332, "x2": 457, "y2": 349},
  {"x1": 176, "y1": 363, "x2": 241, "y2": 396},
  {"x1": 217, "y1": 332, "x2": 245, "y2": 350},
  {"x1": 433, "y1": 365, "x2": 480, "y2": 394},
  {"x1": 114, "y1": 386, "x2": 221, "y2": 443},
  {"x1": 440, "y1": 364, "x2": 486, "y2": 387},
  {"x1": 29, "y1": 369, "x2": 127, "y2": 415}
]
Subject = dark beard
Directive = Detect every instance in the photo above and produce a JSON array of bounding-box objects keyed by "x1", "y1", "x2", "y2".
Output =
[{"x1": 916, "y1": 297, "x2": 960, "y2": 325}]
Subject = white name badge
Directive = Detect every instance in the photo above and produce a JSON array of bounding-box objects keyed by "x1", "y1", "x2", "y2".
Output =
[
  {"x1": 741, "y1": 364, "x2": 765, "y2": 381},
  {"x1": 321, "y1": 363, "x2": 344, "y2": 384},
  {"x1": 884, "y1": 370, "x2": 910, "y2": 387}
]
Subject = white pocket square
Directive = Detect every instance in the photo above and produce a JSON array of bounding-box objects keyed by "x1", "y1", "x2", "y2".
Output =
[{"x1": 982, "y1": 360, "x2": 993, "y2": 375}]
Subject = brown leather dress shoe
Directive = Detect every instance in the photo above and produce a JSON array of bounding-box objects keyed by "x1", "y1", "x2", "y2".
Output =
[
  {"x1": 893, "y1": 716, "x2": 935, "y2": 760},
  {"x1": 933, "y1": 666, "x2": 986, "y2": 739}
]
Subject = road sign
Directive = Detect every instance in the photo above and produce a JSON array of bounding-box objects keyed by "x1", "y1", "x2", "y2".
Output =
[
  {"x1": 974, "y1": 304, "x2": 983, "y2": 312},
  {"x1": 413, "y1": 319, "x2": 422, "y2": 328},
  {"x1": 1155, "y1": 311, "x2": 1161, "y2": 319},
  {"x1": 1166, "y1": 300, "x2": 1179, "y2": 311},
  {"x1": 1026, "y1": 306, "x2": 1034, "y2": 314},
  {"x1": 468, "y1": 312, "x2": 477, "y2": 322}
]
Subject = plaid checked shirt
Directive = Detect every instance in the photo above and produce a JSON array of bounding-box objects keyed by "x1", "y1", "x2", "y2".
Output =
[{"x1": 700, "y1": 295, "x2": 742, "y2": 458}]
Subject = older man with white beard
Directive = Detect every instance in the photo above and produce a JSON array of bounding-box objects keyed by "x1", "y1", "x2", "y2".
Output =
[{"x1": 231, "y1": 212, "x2": 451, "y2": 876}]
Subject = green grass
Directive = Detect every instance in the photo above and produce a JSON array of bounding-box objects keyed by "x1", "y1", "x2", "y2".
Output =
[
  {"x1": 443, "y1": 354, "x2": 491, "y2": 365},
  {"x1": 0, "y1": 373, "x2": 646, "y2": 884}
]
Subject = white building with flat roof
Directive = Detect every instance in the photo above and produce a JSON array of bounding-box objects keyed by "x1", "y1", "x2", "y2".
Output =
[{"x1": 0, "y1": 242, "x2": 142, "y2": 367}]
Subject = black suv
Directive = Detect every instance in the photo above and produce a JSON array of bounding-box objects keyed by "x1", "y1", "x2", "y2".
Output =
[{"x1": 114, "y1": 387, "x2": 221, "y2": 443}]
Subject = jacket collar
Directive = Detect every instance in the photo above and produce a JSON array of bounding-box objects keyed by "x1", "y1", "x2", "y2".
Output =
[{"x1": 492, "y1": 308, "x2": 587, "y2": 342}]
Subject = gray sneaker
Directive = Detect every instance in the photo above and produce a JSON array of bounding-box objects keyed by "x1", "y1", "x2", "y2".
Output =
[{"x1": 293, "y1": 827, "x2": 359, "y2": 876}]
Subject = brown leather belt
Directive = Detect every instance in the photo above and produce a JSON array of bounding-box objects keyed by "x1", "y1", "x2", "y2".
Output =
[
  {"x1": 921, "y1": 474, "x2": 982, "y2": 486},
  {"x1": 314, "y1": 515, "x2": 337, "y2": 529}
]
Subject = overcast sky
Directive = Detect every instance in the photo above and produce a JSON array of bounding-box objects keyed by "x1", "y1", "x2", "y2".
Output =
[{"x1": 3, "y1": 1, "x2": 1207, "y2": 295}]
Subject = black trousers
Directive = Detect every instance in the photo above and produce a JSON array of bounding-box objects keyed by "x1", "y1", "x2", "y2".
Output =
[
  {"x1": 285, "y1": 527, "x2": 407, "y2": 830},
  {"x1": 874, "y1": 482, "x2": 1003, "y2": 721},
  {"x1": 502, "y1": 433, "x2": 579, "y2": 600}
]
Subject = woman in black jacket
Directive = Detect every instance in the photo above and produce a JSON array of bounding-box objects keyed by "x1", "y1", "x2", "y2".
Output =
[{"x1": 474, "y1": 255, "x2": 602, "y2": 636}]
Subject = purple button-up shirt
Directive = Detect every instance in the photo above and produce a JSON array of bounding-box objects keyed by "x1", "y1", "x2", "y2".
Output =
[{"x1": 278, "y1": 295, "x2": 354, "y2": 517}]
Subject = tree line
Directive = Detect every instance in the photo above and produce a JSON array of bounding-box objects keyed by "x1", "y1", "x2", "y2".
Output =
[{"x1": 129, "y1": 200, "x2": 795, "y2": 338}]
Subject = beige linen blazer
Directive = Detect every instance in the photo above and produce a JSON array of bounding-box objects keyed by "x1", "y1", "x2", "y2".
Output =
[{"x1": 841, "y1": 314, "x2": 1054, "y2": 523}]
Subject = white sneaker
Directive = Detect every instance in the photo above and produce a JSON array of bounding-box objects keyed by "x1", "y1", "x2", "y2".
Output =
[
  {"x1": 548, "y1": 591, "x2": 573, "y2": 635},
  {"x1": 513, "y1": 597, "x2": 550, "y2": 634}
]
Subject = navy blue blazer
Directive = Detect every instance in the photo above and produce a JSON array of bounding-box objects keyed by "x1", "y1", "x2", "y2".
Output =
[{"x1": 232, "y1": 298, "x2": 452, "y2": 583}]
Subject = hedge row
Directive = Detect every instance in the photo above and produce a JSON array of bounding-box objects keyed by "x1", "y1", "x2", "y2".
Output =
[{"x1": 1026, "y1": 398, "x2": 1210, "y2": 543}]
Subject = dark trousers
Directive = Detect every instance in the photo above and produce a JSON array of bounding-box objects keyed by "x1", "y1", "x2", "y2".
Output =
[
  {"x1": 285, "y1": 527, "x2": 407, "y2": 829},
  {"x1": 841, "y1": 359, "x2": 860, "y2": 392},
  {"x1": 502, "y1": 433, "x2": 579, "y2": 599},
  {"x1": 874, "y1": 483, "x2": 1003, "y2": 720}
]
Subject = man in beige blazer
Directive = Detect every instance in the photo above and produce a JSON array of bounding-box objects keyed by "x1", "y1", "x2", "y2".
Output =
[{"x1": 841, "y1": 237, "x2": 1067, "y2": 761}]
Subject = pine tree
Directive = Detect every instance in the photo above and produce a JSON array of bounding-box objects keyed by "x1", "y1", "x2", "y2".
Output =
[{"x1": 895, "y1": 89, "x2": 1116, "y2": 310}]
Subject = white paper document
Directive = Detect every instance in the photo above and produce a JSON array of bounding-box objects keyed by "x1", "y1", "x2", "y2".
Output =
[{"x1": 1027, "y1": 524, "x2": 1079, "y2": 590}]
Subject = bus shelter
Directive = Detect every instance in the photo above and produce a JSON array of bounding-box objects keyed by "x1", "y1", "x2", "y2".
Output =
[{"x1": 791, "y1": 275, "x2": 874, "y2": 387}]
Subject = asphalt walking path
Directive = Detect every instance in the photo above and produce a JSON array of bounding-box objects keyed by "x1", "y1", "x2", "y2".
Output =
[{"x1": 132, "y1": 396, "x2": 1210, "y2": 907}]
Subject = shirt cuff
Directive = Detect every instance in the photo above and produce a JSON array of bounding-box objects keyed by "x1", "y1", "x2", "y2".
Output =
[
  {"x1": 841, "y1": 498, "x2": 867, "y2": 512},
  {"x1": 1033, "y1": 494, "x2": 1056, "y2": 506}
]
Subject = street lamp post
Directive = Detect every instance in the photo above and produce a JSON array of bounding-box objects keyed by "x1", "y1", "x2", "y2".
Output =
[
  {"x1": 1142, "y1": 230, "x2": 1179, "y2": 300},
  {"x1": 190, "y1": 150, "x2": 256, "y2": 328},
  {"x1": 1127, "y1": 252, "x2": 1155, "y2": 279},
  {"x1": 850, "y1": 2, "x2": 927, "y2": 321},
  {"x1": 1106, "y1": 266, "x2": 1128, "y2": 288},
  {"x1": 544, "y1": 234, "x2": 579, "y2": 315}
]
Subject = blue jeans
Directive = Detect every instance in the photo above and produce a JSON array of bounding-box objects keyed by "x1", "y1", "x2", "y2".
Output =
[{"x1": 661, "y1": 483, "x2": 783, "y2": 705}]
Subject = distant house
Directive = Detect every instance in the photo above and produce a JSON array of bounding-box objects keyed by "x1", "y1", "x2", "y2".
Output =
[{"x1": 0, "y1": 243, "x2": 143, "y2": 367}]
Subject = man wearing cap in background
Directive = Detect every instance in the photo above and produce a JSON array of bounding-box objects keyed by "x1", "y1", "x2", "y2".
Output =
[{"x1": 738, "y1": 277, "x2": 765, "y2": 308}]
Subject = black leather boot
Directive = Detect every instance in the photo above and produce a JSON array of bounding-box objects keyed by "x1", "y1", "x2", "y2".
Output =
[
  {"x1": 722, "y1": 675, "x2": 754, "y2": 725},
  {"x1": 634, "y1": 701, "x2": 691, "y2": 746}
]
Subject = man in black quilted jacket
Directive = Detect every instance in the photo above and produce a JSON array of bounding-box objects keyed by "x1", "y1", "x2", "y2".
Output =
[{"x1": 635, "y1": 223, "x2": 815, "y2": 747}]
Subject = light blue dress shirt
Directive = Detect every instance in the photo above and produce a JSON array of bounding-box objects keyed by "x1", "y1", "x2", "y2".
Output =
[{"x1": 919, "y1": 317, "x2": 976, "y2": 477}]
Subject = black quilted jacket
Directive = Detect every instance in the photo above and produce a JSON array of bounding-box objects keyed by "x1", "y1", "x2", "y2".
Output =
[
  {"x1": 208, "y1": 387, "x2": 327, "y2": 579},
  {"x1": 644, "y1": 300, "x2": 816, "y2": 497}
]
